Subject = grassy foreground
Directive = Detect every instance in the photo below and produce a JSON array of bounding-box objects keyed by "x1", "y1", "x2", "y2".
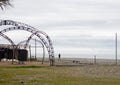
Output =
[{"x1": 0, "y1": 65, "x2": 120, "y2": 85}]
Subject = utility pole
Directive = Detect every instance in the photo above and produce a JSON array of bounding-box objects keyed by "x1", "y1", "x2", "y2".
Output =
[
  {"x1": 94, "y1": 55, "x2": 96, "y2": 65},
  {"x1": 115, "y1": 33, "x2": 117, "y2": 65}
]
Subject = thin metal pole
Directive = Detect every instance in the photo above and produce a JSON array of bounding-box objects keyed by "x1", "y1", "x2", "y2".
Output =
[
  {"x1": 42, "y1": 45, "x2": 45, "y2": 64},
  {"x1": 115, "y1": 33, "x2": 117, "y2": 65},
  {"x1": 12, "y1": 46, "x2": 14, "y2": 64},
  {"x1": 12, "y1": 45, "x2": 15, "y2": 64},
  {"x1": 35, "y1": 38, "x2": 37, "y2": 60},
  {"x1": 29, "y1": 45, "x2": 31, "y2": 62}
]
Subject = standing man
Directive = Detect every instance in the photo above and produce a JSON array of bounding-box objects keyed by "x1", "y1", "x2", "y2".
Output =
[{"x1": 58, "y1": 53, "x2": 61, "y2": 60}]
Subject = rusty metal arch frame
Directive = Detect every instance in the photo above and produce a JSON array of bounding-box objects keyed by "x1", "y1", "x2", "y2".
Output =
[
  {"x1": 0, "y1": 26, "x2": 50, "y2": 58},
  {"x1": 0, "y1": 20, "x2": 54, "y2": 57},
  {"x1": 0, "y1": 20, "x2": 55, "y2": 65}
]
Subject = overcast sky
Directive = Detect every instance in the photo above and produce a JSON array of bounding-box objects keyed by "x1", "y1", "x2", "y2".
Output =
[{"x1": 0, "y1": 0, "x2": 120, "y2": 59}]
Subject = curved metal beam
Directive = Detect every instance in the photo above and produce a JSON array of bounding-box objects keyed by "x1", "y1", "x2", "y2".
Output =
[
  {"x1": 16, "y1": 38, "x2": 45, "y2": 64},
  {"x1": 31, "y1": 38, "x2": 45, "y2": 64},
  {"x1": 0, "y1": 31, "x2": 14, "y2": 45},
  {"x1": 0, "y1": 32, "x2": 15, "y2": 64},
  {"x1": 24, "y1": 31, "x2": 51, "y2": 59}
]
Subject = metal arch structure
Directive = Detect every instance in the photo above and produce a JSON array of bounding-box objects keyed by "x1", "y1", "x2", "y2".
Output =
[
  {"x1": 0, "y1": 26, "x2": 52, "y2": 59},
  {"x1": 16, "y1": 38, "x2": 45, "y2": 64},
  {"x1": 0, "y1": 20, "x2": 55, "y2": 64},
  {"x1": 0, "y1": 32, "x2": 15, "y2": 45},
  {"x1": 0, "y1": 20, "x2": 54, "y2": 56},
  {"x1": 0, "y1": 27, "x2": 53, "y2": 60},
  {"x1": 0, "y1": 20, "x2": 53, "y2": 48},
  {"x1": 0, "y1": 20, "x2": 55, "y2": 66}
]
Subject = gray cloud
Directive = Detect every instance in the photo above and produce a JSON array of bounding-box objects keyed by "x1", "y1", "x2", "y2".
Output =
[
  {"x1": 36, "y1": 20, "x2": 120, "y2": 29},
  {"x1": 53, "y1": 35, "x2": 116, "y2": 48}
]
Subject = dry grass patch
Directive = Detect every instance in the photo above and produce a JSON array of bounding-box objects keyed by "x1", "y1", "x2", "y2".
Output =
[{"x1": 0, "y1": 65, "x2": 120, "y2": 85}]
